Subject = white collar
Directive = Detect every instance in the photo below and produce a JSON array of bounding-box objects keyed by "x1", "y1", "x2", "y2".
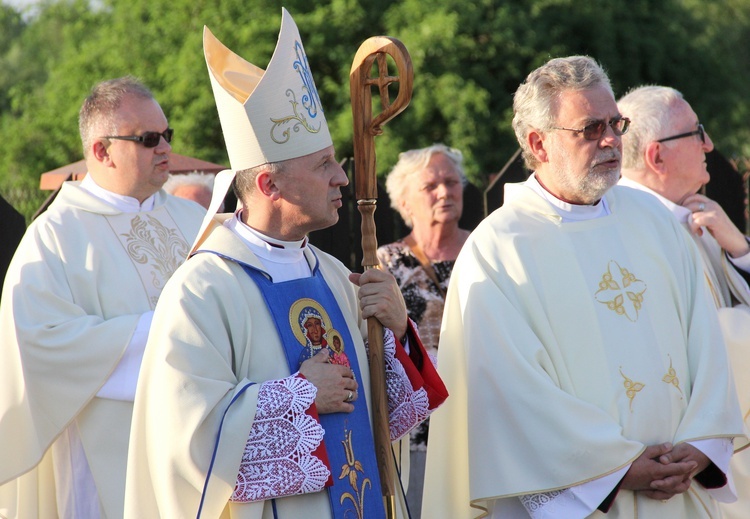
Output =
[
  {"x1": 225, "y1": 211, "x2": 311, "y2": 281},
  {"x1": 618, "y1": 176, "x2": 691, "y2": 224},
  {"x1": 524, "y1": 174, "x2": 610, "y2": 222},
  {"x1": 80, "y1": 174, "x2": 156, "y2": 213}
]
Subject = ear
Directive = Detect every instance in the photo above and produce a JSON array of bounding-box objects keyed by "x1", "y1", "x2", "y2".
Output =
[
  {"x1": 399, "y1": 195, "x2": 410, "y2": 214},
  {"x1": 644, "y1": 141, "x2": 667, "y2": 176},
  {"x1": 256, "y1": 170, "x2": 281, "y2": 201},
  {"x1": 528, "y1": 130, "x2": 549, "y2": 164},
  {"x1": 91, "y1": 139, "x2": 114, "y2": 167}
]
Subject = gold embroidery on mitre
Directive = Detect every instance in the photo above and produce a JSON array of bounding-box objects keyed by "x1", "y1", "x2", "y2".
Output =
[
  {"x1": 595, "y1": 260, "x2": 647, "y2": 322},
  {"x1": 119, "y1": 214, "x2": 189, "y2": 307},
  {"x1": 270, "y1": 40, "x2": 322, "y2": 144},
  {"x1": 662, "y1": 354, "x2": 683, "y2": 396},
  {"x1": 339, "y1": 427, "x2": 372, "y2": 519},
  {"x1": 620, "y1": 367, "x2": 645, "y2": 412}
]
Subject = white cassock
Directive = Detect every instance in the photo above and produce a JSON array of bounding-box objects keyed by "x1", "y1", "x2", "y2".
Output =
[
  {"x1": 423, "y1": 179, "x2": 746, "y2": 519},
  {"x1": 619, "y1": 177, "x2": 750, "y2": 519},
  {"x1": 0, "y1": 177, "x2": 204, "y2": 519}
]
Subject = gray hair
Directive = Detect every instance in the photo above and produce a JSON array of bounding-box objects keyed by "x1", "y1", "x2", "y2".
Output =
[
  {"x1": 233, "y1": 161, "x2": 284, "y2": 207},
  {"x1": 79, "y1": 76, "x2": 155, "y2": 158},
  {"x1": 512, "y1": 56, "x2": 613, "y2": 170},
  {"x1": 385, "y1": 143, "x2": 467, "y2": 228},
  {"x1": 163, "y1": 171, "x2": 216, "y2": 195},
  {"x1": 617, "y1": 85, "x2": 685, "y2": 170}
]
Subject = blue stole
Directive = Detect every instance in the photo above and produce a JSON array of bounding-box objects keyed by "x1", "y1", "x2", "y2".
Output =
[{"x1": 240, "y1": 255, "x2": 385, "y2": 519}]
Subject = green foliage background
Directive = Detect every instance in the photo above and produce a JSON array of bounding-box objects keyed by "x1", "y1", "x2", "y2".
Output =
[{"x1": 1, "y1": 0, "x2": 749, "y2": 221}]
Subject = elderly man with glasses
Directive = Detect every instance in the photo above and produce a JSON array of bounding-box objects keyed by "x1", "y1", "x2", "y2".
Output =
[
  {"x1": 0, "y1": 76, "x2": 204, "y2": 519},
  {"x1": 423, "y1": 56, "x2": 746, "y2": 519},
  {"x1": 618, "y1": 84, "x2": 750, "y2": 519}
]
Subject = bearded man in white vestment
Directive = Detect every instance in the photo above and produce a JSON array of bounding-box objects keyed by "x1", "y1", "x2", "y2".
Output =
[
  {"x1": 0, "y1": 76, "x2": 205, "y2": 519},
  {"x1": 618, "y1": 85, "x2": 750, "y2": 519},
  {"x1": 422, "y1": 55, "x2": 747, "y2": 519},
  {"x1": 124, "y1": 9, "x2": 447, "y2": 519}
]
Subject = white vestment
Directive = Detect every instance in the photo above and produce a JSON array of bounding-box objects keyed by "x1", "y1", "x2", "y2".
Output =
[
  {"x1": 619, "y1": 177, "x2": 750, "y2": 519},
  {"x1": 124, "y1": 217, "x2": 446, "y2": 518},
  {"x1": 0, "y1": 181, "x2": 204, "y2": 519},
  {"x1": 423, "y1": 183, "x2": 746, "y2": 519}
]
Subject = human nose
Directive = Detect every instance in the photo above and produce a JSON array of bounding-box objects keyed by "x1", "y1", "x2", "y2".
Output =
[
  {"x1": 599, "y1": 124, "x2": 620, "y2": 148},
  {"x1": 703, "y1": 131, "x2": 714, "y2": 153},
  {"x1": 156, "y1": 135, "x2": 171, "y2": 153},
  {"x1": 333, "y1": 161, "x2": 349, "y2": 186}
]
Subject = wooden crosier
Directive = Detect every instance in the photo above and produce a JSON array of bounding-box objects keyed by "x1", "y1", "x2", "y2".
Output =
[{"x1": 349, "y1": 36, "x2": 413, "y2": 518}]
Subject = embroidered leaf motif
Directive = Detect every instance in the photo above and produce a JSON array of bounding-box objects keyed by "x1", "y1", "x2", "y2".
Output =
[
  {"x1": 662, "y1": 355, "x2": 683, "y2": 396},
  {"x1": 620, "y1": 368, "x2": 645, "y2": 412},
  {"x1": 339, "y1": 428, "x2": 371, "y2": 519},
  {"x1": 595, "y1": 261, "x2": 647, "y2": 322},
  {"x1": 119, "y1": 214, "x2": 189, "y2": 307}
]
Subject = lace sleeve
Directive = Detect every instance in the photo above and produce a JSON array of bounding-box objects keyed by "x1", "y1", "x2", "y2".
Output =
[
  {"x1": 231, "y1": 374, "x2": 331, "y2": 502},
  {"x1": 382, "y1": 327, "x2": 431, "y2": 442}
]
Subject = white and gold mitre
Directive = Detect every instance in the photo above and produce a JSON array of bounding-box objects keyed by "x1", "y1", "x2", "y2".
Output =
[{"x1": 203, "y1": 7, "x2": 332, "y2": 171}]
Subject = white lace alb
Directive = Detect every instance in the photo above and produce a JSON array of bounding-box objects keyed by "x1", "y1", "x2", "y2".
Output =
[
  {"x1": 381, "y1": 325, "x2": 431, "y2": 442},
  {"x1": 231, "y1": 375, "x2": 330, "y2": 502}
]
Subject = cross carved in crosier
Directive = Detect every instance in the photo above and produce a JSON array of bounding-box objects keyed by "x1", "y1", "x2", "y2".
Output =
[{"x1": 364, "y1": 52, "x2": 401, "y2": 136}]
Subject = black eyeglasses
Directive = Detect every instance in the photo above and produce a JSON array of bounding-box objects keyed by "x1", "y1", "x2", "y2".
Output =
[
  {"x1": 551, "y1": 117, "x2": 630, "y2": 141},
  {"x1": 102, "y1": 128, "x2": 173, "y2": 148},
  {"x1": 656, "y1": 124, "x2": 705, "y2": 144}
]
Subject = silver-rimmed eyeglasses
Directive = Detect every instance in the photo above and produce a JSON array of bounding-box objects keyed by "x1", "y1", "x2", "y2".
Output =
[{"x1": 551, "y1": 117, "x2": 630, "y2": 141}]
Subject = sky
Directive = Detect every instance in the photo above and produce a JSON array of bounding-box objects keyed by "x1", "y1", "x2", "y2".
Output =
[
  {"x1": 2, "y1": 0, "x2": 36, "y2": 8},
  {"x1": 2, "y1": 0, "x2": 102, "y2": 18},
  {"x1": 2, "y1": 0, "x2": 42, "y2": 17}
]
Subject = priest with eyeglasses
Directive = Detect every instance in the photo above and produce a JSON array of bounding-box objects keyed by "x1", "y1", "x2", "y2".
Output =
[
  {"x1": 0, "y1": 76, "x2": 204, "y2": 519},
  {"x1": 423, "y1": 56, "x2": 747, "y2": 518},
  {"x1": 618, "y1": 84, "x2": 750, "y2": 519}
]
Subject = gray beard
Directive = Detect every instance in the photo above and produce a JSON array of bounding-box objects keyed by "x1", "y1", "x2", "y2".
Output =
[
  {"x1": 555, "y1": 145, "x2": 620, "y2": 204},
  {"x1": 568, "y1": 168, "x2": 619, "y2": 203}
]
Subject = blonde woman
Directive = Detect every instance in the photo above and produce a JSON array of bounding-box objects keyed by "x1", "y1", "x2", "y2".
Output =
[{"x1": 377, "y1": 143, "x2": 469, "y2": 517}]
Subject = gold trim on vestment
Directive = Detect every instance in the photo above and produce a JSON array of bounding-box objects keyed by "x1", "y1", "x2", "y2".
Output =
[{"x1": 467, "y1": 446, "x2": 647, "y2": 507}]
